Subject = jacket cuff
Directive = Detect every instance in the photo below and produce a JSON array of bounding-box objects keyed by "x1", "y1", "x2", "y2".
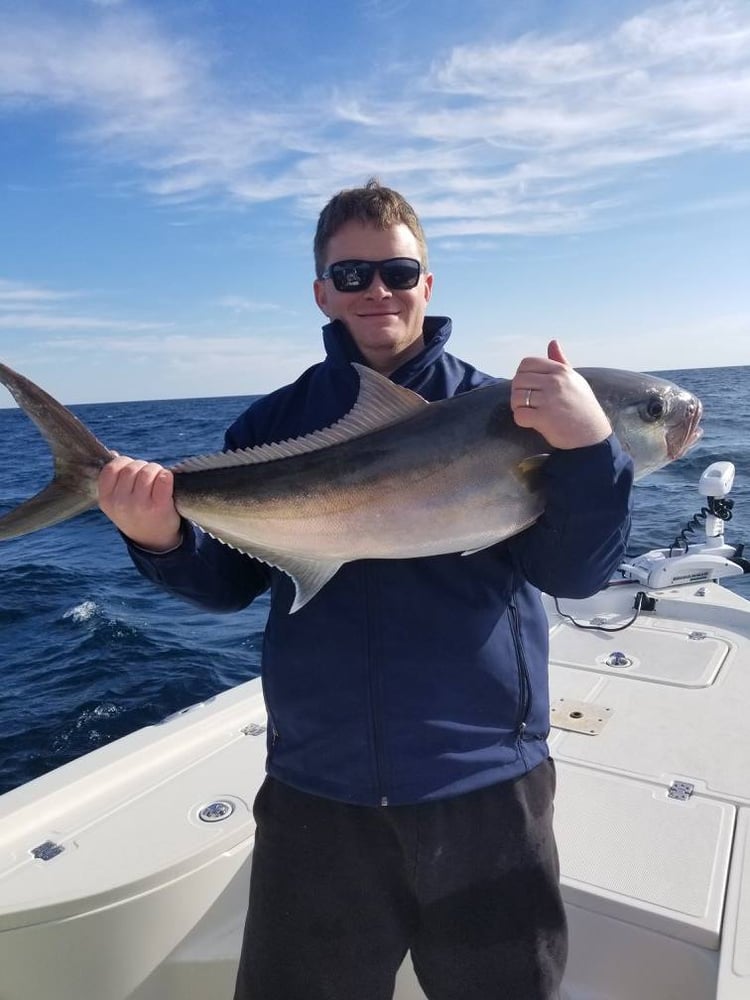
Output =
[
  {"x1": 542, "y1": 434, "x2": 634, "y2": 507},
  {"x1": 121, "y1": 519, "x2": 194, "y2": 558}
]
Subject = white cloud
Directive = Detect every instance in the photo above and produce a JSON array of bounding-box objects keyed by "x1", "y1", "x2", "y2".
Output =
[
  {"x1": 0, "y1": 1, "x2": 749, "y2": 237},
  {"x1": 48, "y1": 333, "x2": 286, "y2": 356},
  {"x1": 0, "y1": 278, "x2": 79, "y2": 307},
  {"x1": 462, "y1": 309, "x2": 750, "y2": 375},
  {"x1": 0, "y1": 312, "x2": 169, "y2": 331},
  {"x1": 359, "y1": 0, "x2": 413, "y2": 21},
  {"x1": 26, "y1": 331, "x2": 322, "y2": 398},
  {"x1": 216, "y1": 296, "x2": 289, "y2": 314},
  {"x1": 0, "y1": 13, "x2": 193, "y2": 109},
  {"x1": 0, "y1": 277, "x2": 169, "y2": 332}
]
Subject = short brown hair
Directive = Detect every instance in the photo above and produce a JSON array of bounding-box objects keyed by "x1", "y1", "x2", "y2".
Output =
[{"x1": 313, "y1": 178, "x2": 428, "y2": 277}]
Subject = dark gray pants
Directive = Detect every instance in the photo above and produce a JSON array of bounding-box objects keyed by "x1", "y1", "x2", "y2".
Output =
[{"x1": 234, "y1": 760, "x2": 566, "y2": 1000}]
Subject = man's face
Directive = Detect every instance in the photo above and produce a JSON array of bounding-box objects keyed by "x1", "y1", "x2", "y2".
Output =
[{"x1": 314, "y1": 220, "x2": 433, "y2": 375}]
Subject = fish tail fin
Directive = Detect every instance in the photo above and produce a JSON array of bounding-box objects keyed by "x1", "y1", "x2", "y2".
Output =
[{"x1": 0, "y1": 362, "x2": 113, "y2": 540}]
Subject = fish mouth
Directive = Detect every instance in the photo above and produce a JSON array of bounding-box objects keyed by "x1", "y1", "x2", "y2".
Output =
[{"x1": 667, "y1": 396, "x2": 704, "y2": 460}]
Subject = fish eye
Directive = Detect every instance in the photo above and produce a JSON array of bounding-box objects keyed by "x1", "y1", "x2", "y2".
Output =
[{"x1": 643, "y1": 395, "x2": 666, "y2": 422}]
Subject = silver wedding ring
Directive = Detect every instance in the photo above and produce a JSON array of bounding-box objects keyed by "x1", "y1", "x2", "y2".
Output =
[{"x1": 524, "y1": 388, "x2": 533, "y2": 408}]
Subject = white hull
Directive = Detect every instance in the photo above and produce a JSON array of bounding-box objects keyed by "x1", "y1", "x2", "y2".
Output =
[{"x1": 2, "y1": 474, "x2": 749, "y2": 998}]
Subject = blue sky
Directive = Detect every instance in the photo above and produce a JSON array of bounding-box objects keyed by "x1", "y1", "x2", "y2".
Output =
[{"x1": 1, "y1": 0, "x2": 749, "y2": 403}]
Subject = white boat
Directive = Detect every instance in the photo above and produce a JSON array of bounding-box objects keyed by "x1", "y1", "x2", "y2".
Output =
[{"x1": 1, "y1": 461, "x2": 748, "y2": 1000}]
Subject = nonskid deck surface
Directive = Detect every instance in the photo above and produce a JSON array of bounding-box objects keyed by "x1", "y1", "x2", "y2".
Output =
[{"x1": 545, "y1": 580, "x2": 750, "y2": 999}]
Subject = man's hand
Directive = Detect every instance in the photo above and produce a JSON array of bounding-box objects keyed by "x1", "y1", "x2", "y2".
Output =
[
  {"x1": 98, "y1": 456, "x2": 182, "y2": 551},
  {"x1": 510, "y1": 340, "x2": 612, "y2": 449}
]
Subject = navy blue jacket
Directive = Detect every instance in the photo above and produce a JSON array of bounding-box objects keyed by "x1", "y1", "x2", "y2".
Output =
[{"x1": 129, "y1": 317, "x2": 633, "y2": 805}]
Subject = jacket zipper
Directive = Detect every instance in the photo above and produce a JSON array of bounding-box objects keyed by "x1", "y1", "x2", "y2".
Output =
[
  {"x1": 364, "y1": 565, "x2": 389, "y2": 806},
  {"x1": 508, "y1": 596, "x2": 532, "y2": 765},
  {"x1": 266, "y1": 701, "x2": 280, "y2": 753},
  {"x1": 260, "y1": 668, "x2": 280, "y2": 755}
]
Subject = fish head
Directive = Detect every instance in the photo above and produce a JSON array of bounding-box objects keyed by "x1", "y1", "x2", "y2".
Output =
[{"x1": 579, "y1": 369, "x2": 703, "y2": 480}]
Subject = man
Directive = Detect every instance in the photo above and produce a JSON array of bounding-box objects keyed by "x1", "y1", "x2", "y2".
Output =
[{"x1": 99, "y1": 180, "x2": 632, "y2": 1000}]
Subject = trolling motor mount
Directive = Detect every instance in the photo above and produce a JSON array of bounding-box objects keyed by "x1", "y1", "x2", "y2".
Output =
[{"x1": 618, "y1": 462, "x2": 747, "y2": 589}]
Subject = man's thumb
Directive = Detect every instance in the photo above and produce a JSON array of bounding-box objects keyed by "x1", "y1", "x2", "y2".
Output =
[{"x1": 548, "y1": 339, "x2": 570, "y2": 366}]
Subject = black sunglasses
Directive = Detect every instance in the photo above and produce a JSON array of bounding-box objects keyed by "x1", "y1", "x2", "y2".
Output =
[{"x1": 320, "y1": 257, "x2": 423, "y2": 293}]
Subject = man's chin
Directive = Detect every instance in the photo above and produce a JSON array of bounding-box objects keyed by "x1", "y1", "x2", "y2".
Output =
[{"x1": 352, "y1": 331, "x2": 426, "y2": 374}]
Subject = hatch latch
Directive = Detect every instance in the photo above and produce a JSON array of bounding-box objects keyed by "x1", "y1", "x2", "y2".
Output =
[{"x1": 668, "y1": 780, "x2": 695, "y2": 801}]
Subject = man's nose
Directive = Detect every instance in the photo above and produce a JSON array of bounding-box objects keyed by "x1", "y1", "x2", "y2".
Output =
[{"x1": 364, "y1": 272, "x2": 392, "y2": 297}]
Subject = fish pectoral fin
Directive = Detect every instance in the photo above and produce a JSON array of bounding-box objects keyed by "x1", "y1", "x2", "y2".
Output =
[{"x1": 516, "y1": 454, "x2": 549, "y2": 492}]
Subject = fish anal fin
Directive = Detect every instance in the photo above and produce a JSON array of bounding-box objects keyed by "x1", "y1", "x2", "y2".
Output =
[
  {"x1": 287, "y1": 562, "x2": 344, "y2": 613},
  {"x1": 198, "y1": 526, "x2": 343, "y2": 613}
]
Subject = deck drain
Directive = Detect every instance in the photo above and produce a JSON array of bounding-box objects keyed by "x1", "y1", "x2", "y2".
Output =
[
  {"x1": 606, "y1": 650, "x2": 632, "y2": 668},
  {"x1": 198, "y1": 800, "x2": 235, "y2": 823}
]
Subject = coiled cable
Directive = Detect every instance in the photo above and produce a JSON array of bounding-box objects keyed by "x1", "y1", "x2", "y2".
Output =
[{"x1": 668, "y1": 496, "x2": 734, "y2": 556}]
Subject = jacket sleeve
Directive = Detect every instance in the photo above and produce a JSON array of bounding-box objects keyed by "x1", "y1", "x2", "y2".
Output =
[
  {"x1": 508, "y1": 434, "x2": 633, "y2": 598},
  {"x1": 123, "y1": 410, "x2": 272, "y2": 613},
  {"x1": 126, "y1": 521, "x2": 271, "y2": 613}
]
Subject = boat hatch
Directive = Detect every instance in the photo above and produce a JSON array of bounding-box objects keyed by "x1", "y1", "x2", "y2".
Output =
[
  {"x1": 549, "y1": 618, "x2": 730, "y2": 688},
  {"x1": 555, "y1": 761, "x2": 734, "y2": 950}
]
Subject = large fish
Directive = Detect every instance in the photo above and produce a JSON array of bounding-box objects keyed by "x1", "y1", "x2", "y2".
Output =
[{"x1": 0, "y1": 361, "x2": 702, "y2": 611}]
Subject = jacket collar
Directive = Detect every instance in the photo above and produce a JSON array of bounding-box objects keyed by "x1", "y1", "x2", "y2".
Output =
[{"x1": 321, "y1": 316, "x2": 452, "y2": 383}]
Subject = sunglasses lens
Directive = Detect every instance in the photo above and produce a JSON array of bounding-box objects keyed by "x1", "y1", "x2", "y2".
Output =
[
  {"x1": 327, "y1": 258, "x2": 422, "y2": 292},
  {"x1": 330, "y1": 262, "x2": 375, "y2": 292},
  {"x1": 380, "y1": 259, "x2": 421, "y2": 290}
]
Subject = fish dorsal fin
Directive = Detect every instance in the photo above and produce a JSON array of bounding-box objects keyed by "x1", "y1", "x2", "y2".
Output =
[{"x1": 173, "y1": 363, "x2": 428, "y2": 473}]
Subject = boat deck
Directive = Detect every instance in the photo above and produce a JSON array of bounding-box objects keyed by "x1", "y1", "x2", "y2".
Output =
[
  {"x1": 545, "y1": 580, "x2": 750, "y2": 999},
  {"x1": 1, "y1": 578, "x2": 749, "y2": 999}
]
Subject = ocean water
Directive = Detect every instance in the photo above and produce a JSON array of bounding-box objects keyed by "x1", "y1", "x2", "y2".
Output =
[{"x1": 1, "y1": 366, "x2": 749, "y2": 797}]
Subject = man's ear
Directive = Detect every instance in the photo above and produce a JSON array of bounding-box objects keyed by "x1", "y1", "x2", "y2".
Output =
[{"x1": 313, "y1": 278, "x2": 329, "y2": 317}]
